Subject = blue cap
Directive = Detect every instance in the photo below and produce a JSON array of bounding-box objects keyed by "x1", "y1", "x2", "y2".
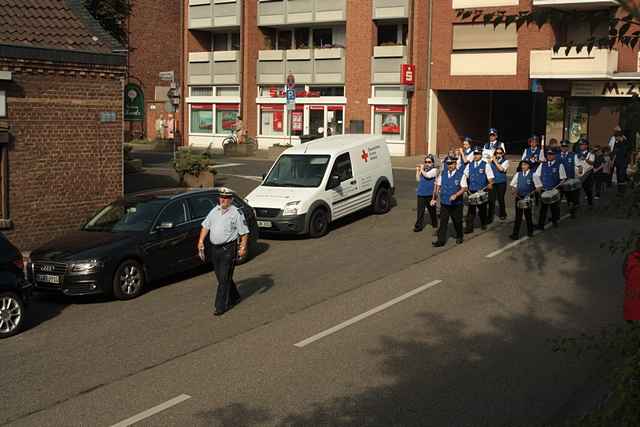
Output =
[
  {"x1": 488, "y1": 128, "x2": 497, "y2": 135},
  {"x1": 546, "y1": 149, "x2": 556, "y2": 155},
  {"x1": 560, "y1": 140, "x2": 569, "y2": 147}
]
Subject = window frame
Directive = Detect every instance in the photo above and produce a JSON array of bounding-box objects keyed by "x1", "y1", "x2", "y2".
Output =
[
  {"x1": 152, "y1": 200, "x2": 189, "y2": 231},
  {"x1": 329, "y1": 152, "x2": 353, "y2": 184}
]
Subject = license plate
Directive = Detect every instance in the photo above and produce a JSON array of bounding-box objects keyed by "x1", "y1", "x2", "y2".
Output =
[
  {"x1": 257, "y1": 220, "x2": 272, "y2": 228},
  {"x1": 36, "y1": 274, "x2": 60, "y2": 284}
]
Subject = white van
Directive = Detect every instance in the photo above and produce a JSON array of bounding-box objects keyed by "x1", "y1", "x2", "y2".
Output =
[{"x1": 245, "y1": 135, "x2": 394, "y2": 237}]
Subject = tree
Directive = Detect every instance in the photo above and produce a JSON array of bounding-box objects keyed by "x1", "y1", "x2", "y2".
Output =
[
  {"x1": 83, "y1": 0, "x2": 132, "y2": 46},
  {"x1": 456, "y1": 0, "x2": 640, "y2": 54}
]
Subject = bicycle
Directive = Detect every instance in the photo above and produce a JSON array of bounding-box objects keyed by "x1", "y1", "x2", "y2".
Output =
[{"x1": 222, "y1": 129, "x2": 256, "y2": 147}]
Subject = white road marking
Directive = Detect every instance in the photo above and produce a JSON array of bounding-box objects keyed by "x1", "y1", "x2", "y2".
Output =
[
  {"x1": 294, "y1": 280, "x2": 443, "y2": 348},
  {"x1": 110, "y1": 394, "x2": 191, "y2": 427},
  {"x1": 212, "y1": 163, "x2": 245, "y2": 169},
  {"x1": 485, "y1": 213, "x2": 571, "y2": 259}
]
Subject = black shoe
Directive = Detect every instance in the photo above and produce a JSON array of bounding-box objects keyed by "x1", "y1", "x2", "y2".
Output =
[
  {"x1": 229, "y1": 297, "x2": 242, "y2": 308},
  {"x1": 413, "y1": 226, "x2": 423, "y2": 232},
  {"x1": 214, "y1": 310, "x2": 226, "y2": 316},
  {"x1": 536, "y1": 224, "x2": 545, "y2": 231},
  {"x1": 509, "y1": 234, "x2": 519, "y2": 240},
  {"x1": 456, "y1": 238, "x2": 464, "y2": 244},
  {"x1": 464, "y1": 228, "x2": 473, "y2": 234},
  {"x1": 432, "y1": 241, "x2": 445, "y2": 247}
]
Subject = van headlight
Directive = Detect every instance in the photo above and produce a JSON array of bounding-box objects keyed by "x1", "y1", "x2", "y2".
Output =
[
  {"x1": 282, "y1": 201, "x2": 301, "y2": 216},
  {"x1": 68, "y1": 260, "x2": 103, "y2": 274}
]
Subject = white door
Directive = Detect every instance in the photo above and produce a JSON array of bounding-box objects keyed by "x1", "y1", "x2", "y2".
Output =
[{"x1": 326, "y1": 152, "x2": 359, "y2": 219}]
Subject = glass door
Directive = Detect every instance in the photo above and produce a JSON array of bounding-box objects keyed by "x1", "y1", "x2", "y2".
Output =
[{"x1": 309, "y1": 107, "x2": 325, "y2": 138}]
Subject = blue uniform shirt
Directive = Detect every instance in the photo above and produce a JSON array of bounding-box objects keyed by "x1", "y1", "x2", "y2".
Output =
[
  {"x1": 491, "y1": 158, "x2": 508, "y2": 184},
  {"x1": 201, "y1": 205, "x2": 249, "y2": 245},
  {"x1": 559, "y1": 152, "x2": 576, "y2": 179},
  {"x1": 438, "y1": 168, "x2": 467, "y2": 206},
  {"x1": 416, "y1": 167, "x2": 437, "y2": 196},
  {"x1": 466, "y1": 160, "x2": 490, "y2": 192}
]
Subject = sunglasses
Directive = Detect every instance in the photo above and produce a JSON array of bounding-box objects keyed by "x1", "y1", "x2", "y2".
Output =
[{"x1": 424, "y1": 160, "x2": 433, "y2": 164}]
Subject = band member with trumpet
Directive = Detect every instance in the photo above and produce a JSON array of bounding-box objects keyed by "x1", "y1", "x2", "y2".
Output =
[
  {"x1": 488, "y1": 147, "x2": 509, "y2": 223},
  {"x1": 482, "y1": 128, "x2": 506, "y2": 161},
  {"x1": 534, "y1": 149, "x2": 567, "y2": 229},
  {"x1": 464, "y1": 148, "x2": 494, "y2": 233},
  {"x1": 509, "y1": 160, "x2": 536, "y2": 240},
  {"x1": 559, "y1": 140, "x2": 580, "y2": 218},
  {"x1": 522, "y1": 135, "x2": 542, "y2": 171},
  {"x1": 414, "y1": 154, "x2": 439, "y2": 233},
  {"x1": 432, "y1": 157, "x2": 467, "y2": 247},
  {"x1": 576, "y1": 138, "x2": 595, "y2": 206}
]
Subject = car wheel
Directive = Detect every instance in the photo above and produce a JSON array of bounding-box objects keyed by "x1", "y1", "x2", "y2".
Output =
[
  {"x1": 373, "y1": 187, "x2": 391, "y2": 214},
  {"x1": 113, "y1": 260, "x2": 145, "y2": 300},
  {"x1": 309, "y1": 208, "x2": 329, "y2": 238},
  {"x1": 0, "y1": 291, "x2": 25, "y2": 339}
]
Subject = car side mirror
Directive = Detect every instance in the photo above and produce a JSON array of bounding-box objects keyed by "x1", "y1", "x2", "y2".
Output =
[
  {"x1": 327, "y1": 175, "x2": 341, "y2": 190},
  {"x1": 156, "y1": 222, "x2": 174, "y2": 231}
]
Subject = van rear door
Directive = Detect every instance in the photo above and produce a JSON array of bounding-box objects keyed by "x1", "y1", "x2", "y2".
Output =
[{"x1": 325, "y1": 152, "x2": 359, "y2": 219}]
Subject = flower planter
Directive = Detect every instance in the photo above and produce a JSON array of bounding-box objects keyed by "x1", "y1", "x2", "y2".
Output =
[
  {"x1": 182, "y1": 169, "x2": 216, "y2": 188},
  {"x1": 223, "y1": 143, "x2": 257, "y2": 157}
]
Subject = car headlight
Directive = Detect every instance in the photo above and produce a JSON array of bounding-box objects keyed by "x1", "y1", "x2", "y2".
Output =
[
  {"x1": 68, "y1": 260, "x2": 103, "y2": 274},
  {"x1": 282, "y1": 200, "x2": 301, "y2": 216}
]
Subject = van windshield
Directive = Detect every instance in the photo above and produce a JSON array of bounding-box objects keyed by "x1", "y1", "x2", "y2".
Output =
[{"x1": 263, "y1": 155, "x2": 330, "y2": 188}]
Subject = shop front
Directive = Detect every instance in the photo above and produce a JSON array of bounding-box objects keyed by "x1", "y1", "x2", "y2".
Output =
[
  {"x1": 186, "y1": 86, "x2": 241, "y2": 149},
  {"x1": 256, "y1": 85, "x2": 346, "y2": 148},
  {"x1": 369, "y1": 85, "x2": 408, "y2": 157}
]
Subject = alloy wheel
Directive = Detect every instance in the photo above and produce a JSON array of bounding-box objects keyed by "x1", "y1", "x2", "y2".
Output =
[
  {"x1": 120, "y1": 265, "x2": 142, "y2": 296},
  {"x1": 0, "y1": 295, "x2": 22, "y2": 335}
]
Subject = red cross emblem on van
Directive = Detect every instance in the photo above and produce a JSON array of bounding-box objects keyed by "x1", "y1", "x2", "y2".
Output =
[{"x1": 361, "y1": 149, "x2": 369, "y2": 162}]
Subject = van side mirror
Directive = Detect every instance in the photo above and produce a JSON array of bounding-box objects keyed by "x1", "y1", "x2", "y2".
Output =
[{"x1": 327, "y1": 175, "x2": 341, "y2": 189}]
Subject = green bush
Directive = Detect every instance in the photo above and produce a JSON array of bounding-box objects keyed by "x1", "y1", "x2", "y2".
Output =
[{"x1": 173, "y1": 144, "x2": 217, "y2": 181}]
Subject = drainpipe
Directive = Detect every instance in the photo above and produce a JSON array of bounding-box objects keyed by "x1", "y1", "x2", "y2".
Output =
[
  {"x1": 405, "y1": 0, "x2": 414, "y2": 156},
  {"x1": 425, "y1": 0, "x2": 433, "y2": 155},
  {"x1": 239, "y1": 0, "x2": 245, "y2": 121}
]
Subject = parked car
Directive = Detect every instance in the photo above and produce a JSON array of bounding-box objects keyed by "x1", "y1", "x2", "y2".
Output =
[
  {"x1": 245, "y1": 134, "x2": 394, "y2": 237},
  {"x1": 27, "y1": 188, "x2": 258, "y2": 300},
  {"x1": 0, "y1": 233, "x2": 32, "y2": 338}
]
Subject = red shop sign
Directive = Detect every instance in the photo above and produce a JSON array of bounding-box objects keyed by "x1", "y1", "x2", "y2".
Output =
[
  {"x1": 309, "y1": 105, "x2": 325, "y2": 110},
  {"x1": 374, "y1": 105, "x2": 405, "y2": 113},
  {"x1": 327, "y1": 105, "x2": 344, "y2": 111},
  {"x1": 401, "y1": 64, "x2": 415, "y2": 86},
  {"x1": 261, "y1": 104, "x2": 284, "y2": 112},
  {"x1": 191, "y1": 103, "x2": 212, "y2": 111},
  {"x1": 217, "y1": 103, "x2": 240, "y2": 111}
]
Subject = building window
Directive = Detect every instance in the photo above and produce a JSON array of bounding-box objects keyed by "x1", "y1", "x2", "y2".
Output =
[
  {"x1": 216, "y1": 105, "x2": 239, "y2": 134},
  {"x1": 231, "y1": 32, "x2": 241, "y2": 50},
  {"x1": 190, "y1": 104, "x2": 213, "y2": 133},
  {"x1": 313, "y1": 28, "x2": 333, "y2": 48},
  {"x1": 0, "y1": 144, "x2": 8, "y2": 225},
  {"x1": 260, "y1": 105, "x2": 284, "y2": 135},
  {"x1": 212, "y1": 32, "x2": 240, "y2": 51},
  {"x1": 373, "y1": 106, "x2": 405, "y2": 141},
  {"x1": 190, "y1": 86, "x2": 213, "y2": 97},
  {"x1": 451, "y1": 24, "x2": 517, "y2": 51},
  {"x1": 373, "y1": 86, "x2": 404, "y2": 98},
  {"x1": 0, "y1": 90, "x2": 5, "y2": 117},
  {"x1": 295, "y1": 28, "x2": 310, "y2": 49},
  {"x1": 309, "y1": 86, "x2": 344, "y2": 97},
  {"x1": 277, "y1": 30, "x2": 293, "y2": 50},
  {"x1": 216, "y1": 86, "x2": 240, "y2": 97}
]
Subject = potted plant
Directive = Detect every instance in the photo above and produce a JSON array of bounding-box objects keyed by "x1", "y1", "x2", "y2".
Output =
[
  {"x1": 223, "y1": 135, "x2": 258, "y2": 157},
  {"x1": 173, "y1": 145, "x2": 217, "y2": 188},
  {"x1": 267, "y1": 143, "x2": 293, "y2": 159}
]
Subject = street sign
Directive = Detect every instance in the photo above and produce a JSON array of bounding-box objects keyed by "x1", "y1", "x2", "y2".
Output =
[
  {"x1": 286, "y1": 73, "x2": 295, "y2": 89},
  {"x1": 99, "y1": 111, "x2": 117, "y2": 123},
  {"x1": 286, "y1": 88, "x2": 296, "y2": 111},
  {"x1": 159, "y1": 71, "x2": 175, "y2": 81},
  {"x1": 124, "y1": 83, "x2": 144, "y2": 122}
]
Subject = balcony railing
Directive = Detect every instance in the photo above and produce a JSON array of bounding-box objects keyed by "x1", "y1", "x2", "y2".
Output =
[
  {"x1": 529, "y1": 47, "x2": 618, "y2": 79},
  {"x1": 373, "y1": 0, "x2": 409, "y2": 20},
  {"x1": 257, "y1": 48, "x2": 345, "y2": 85},
  {"x1": 257, "y1": 0, "x2": 346, "y2": 26},
  {"x1": 532, "y1": 0, "x2": 619, "y2": 8},
  {"x1": 188, "y1": 51, "x2": 240, "y2": 85},
  {"x1": 371, "y1": 45, "x2": 408, "y2": 84},
  {"x1": 189, "y1": 0, "x2": 240, "y2": 30}
]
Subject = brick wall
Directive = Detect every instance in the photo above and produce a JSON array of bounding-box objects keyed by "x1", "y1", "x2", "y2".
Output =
[{"x1": 0, "y1": 59, "x2": 125, "y2": 250}]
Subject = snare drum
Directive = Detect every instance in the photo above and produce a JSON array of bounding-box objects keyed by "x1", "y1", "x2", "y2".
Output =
[
  {"x1": 561, "y1": 178, "x2": 581, "y2": 192},
  {"x1": 541, "y1": 189, "x2": 561, "y2": 205},
  {"x1": 468, "y1": 190, "x2": 489, "y2": 206},
  {"x1": 516, "y1": 196, "x2": 532, "y2": 210}
]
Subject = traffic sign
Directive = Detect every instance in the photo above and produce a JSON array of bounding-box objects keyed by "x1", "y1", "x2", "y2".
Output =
[
  {"x1": 286, "y1": 73, "x2": 295, "y2": 89},
  {"x1": 286, "y1": 88, "x2": 296, "y2": 111},
  {"x1": 159, "y1": 71, "x2": 175, "y2": 81}
]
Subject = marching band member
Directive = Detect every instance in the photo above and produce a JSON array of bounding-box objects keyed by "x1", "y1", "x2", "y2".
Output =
[
  {"x1": 482, "y1": 128, "x2": 506, "y2": 161},
  {"x1": 559, "y1": 140, "x2": 580, "y2": 218},
  {"x1": 509, "y1": 160, "x2": 536, "y2": 240},
  {"x1": 534, "y1": 149, "x2": 567, "y2": 229},
  {"x1": 488, "y1": 147, "x2": 509, "y2": 223},
  {"x1": 464, "y1": 148, "x2": 494, "y2": 233},
  {"x1": 462, "y1": 137, "x2": 474, "y2": 164},
  {"x1": 414, "y1": 154, "x2": 439, "y2": 233},
  {"x1": 432, "y1": 157, "x2": 467, "y2": 247},
  {"x1": 576, "y1": 138, "x2": 595, "y2": 206},
  {"x1": 522, "y1": 135, "x2": 542, "y2": 171}
]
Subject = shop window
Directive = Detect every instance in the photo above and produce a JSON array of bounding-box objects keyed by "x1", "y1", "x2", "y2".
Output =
[
  {"x1": 313, "y1": 29, "x2": 333, "y2": 48},
  {"x1": 291, "y1": 109, "x2": 304, "y2": 137},
  {"x1": 545, "y1": 96, "x2": 565, "y2": 144},
  {"x1": 216, "y1": 106, "x2": 239, "y2": 134},
  {"x1": 373, "y1": 106, "x2": 404, "y2": 141},
  {"x1": 565, "y1": 101, "x2": 589, "y2": 144},
  {"x1": 190, "y1": 86, "x2": 213, "y2": 97},
  {"x1": 190, "y1": 104, "x2": 213, "y2": 134},
  {"x1": 260, "y1": 106, "x2": 284, "y2": 135},
  {"x1": 327, "y1": 107, "x2": 343, "y2": 136}
]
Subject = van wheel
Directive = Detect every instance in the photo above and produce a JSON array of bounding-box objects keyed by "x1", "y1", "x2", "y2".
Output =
[
  {"x1": 308, "y1": 208, "x2": 329, "y2": 238},
  {"x1": 113, "y1": 260, "x2": 145, "y2": 300},
  {"x1": 373, "y1": 187, "x2": 391, "y2": 214}
]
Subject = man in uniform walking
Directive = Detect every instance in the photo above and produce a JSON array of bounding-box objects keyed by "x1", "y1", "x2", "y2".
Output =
[
  {"x1": 197, "y1": 188, "x2": 249, "y2": 316},
  {"x1": 432, "y1": 157, "x2": 467, "y2": 247}
]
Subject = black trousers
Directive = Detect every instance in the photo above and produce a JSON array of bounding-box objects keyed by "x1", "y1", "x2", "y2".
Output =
[
  {"x1": 415, "y1": 195, "x2": 438, "y2": 230},
  {"x1": 562, "y1": 188, "x2": 580, "y2": 217},
  {"x1": 538, "y1": 200, "x2": 560, "y2": 227},
  {"x1": 512, "y1": 197, "x2": 533, "y2": 237},
  {"x1": 582, "y1": 174, "x2": 594, "y2": 205},
  {"x1": 466, "y1": 192, "x2": 488, "y2": 231},
  {"x1": 615, "y1": 162, "x2": 628, "y2": 184},
  {"x1": 488, "y1": 182, "x2": 507, "y2": 220},
  {"x1": 211, "y1": 241, "x2": 240, "y2": 312},
  {"x1": 437, "y1": 203, "x2": 463, "y2": 243},
  {"x1": 595, "y1": 173, "x2": 607, "y2": 196}
]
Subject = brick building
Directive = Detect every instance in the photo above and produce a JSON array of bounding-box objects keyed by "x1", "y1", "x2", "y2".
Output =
[
  {"x1": 125, "y1": 0, "x2": 182, "y2": 141},
  {"x1": 181, "y1": 0, "x2": 640, "y2": 156},
  {"x1": 0, "y1": 0, "x2": 126, "y2": 250}
]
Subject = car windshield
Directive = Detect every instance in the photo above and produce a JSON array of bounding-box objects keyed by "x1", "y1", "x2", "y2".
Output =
[
  {"x1": 263, "y1": 155, "x2": 330, "y2": 188},
  {"x1": 82, "y1": 199, "x2": 167, "y2": 232}
]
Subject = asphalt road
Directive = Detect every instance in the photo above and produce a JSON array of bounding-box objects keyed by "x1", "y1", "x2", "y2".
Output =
[{"x1": 0, "y1": 150, "x2": 630, "y2": 426}]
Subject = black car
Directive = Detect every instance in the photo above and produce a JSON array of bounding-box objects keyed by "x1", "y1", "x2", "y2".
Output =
[
  {"x1": 1, "y1": 233, "x2": 32, "y2": 338},
  {"x1": 27, "y1": 188, "x2": 258, "y2": 300}
]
